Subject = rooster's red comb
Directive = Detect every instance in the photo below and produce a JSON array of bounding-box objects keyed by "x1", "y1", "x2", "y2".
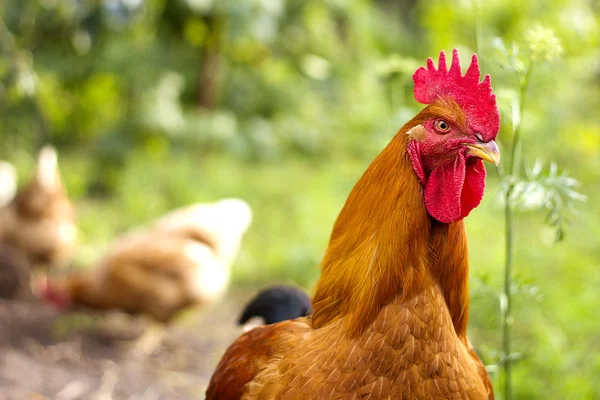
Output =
[{"x1": 413, "y1": 49, "x2": 500, "y2": 141}]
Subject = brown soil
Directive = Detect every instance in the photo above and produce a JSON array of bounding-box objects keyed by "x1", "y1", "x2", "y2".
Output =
[{"x1": 0, "y1": 288, "x2": 257, "y2": 400}]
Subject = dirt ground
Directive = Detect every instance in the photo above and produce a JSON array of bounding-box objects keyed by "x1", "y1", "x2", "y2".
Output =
[{"x1": 0, "y1": 288, "x2": 259, "y2": 400}]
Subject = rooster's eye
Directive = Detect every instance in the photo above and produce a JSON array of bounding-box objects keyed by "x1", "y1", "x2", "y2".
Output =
[{"x1": 434, "y1": 120, "x2": 451, "y2": 134}]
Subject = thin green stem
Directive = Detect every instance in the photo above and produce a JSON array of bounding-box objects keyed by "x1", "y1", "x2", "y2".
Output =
[
  {"x1": 501, "y1": 61, "x2": 533, "y2": 400},
  {"x1": 502, "y1": 193, "x2": 514, "y2": 400},
  {"x1": 509, "y1": 64, "x2": 533, "y2": 176}
]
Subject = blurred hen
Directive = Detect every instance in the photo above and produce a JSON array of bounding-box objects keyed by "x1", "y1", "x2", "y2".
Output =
[
  {"x1": 238, "y1": 285, "x2": 312, "y2": 331},
  {"x1": 42, "y1": 199, "x2": 252, "y2": 343},
  {"x1": 0, "y1": 146, "x2": 77, "y2": 269}
]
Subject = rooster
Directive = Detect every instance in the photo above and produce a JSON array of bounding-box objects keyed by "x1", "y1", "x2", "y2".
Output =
[
  {"x1": 207, "y1": 49, "x2": 500, "y2": 400},
  {"x1": 41, "y1": 198, "x2": 252, "y2": 353},
  {"x1": 238, "y1": 284, "x2": 312, "y2": 331},
  {"x1": 0, "y1": 146, "x2": 76, "y2": 269}
]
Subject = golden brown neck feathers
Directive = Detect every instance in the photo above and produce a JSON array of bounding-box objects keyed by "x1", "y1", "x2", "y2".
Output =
[{"x1": 312, "y1": 108, "x2": 471, "y2": 337}]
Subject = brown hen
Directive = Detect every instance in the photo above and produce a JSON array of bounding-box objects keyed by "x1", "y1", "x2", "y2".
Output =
[
  {"x1": 0, "y1": 146, "x2": 76, "y2": 268},
  {"x1": 44, "y1": 198, "x2": 252, "y2": 322}
]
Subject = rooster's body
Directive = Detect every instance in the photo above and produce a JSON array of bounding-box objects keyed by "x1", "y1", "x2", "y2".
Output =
[{"x1": 208, "y1": 50, "x2": 499, "y2": 400}]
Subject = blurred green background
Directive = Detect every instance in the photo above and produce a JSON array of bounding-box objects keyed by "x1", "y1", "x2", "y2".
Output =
[{"x1": 1, "y1": 0, "x2": 599, "y2": 398}]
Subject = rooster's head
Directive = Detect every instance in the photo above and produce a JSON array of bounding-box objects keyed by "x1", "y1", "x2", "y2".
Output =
[{"x1": 407, "y1": 49, "x2": 500, "y2": 224}]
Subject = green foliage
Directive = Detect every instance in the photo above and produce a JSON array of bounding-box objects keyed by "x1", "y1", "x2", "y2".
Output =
[
  {"x1": 507, "y1": 161, "x2": 585, "y2": 242},
  {"x1": 492, "y1": 24, "x2": 586, "y2": 400},
  {"x1": 1, "y1": 0, "x2": 599, "y2": 399}
]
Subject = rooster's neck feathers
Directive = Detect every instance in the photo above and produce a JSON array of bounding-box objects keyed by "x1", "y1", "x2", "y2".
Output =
[{"x1": 312, "y1": 111, "x2": 470, "y2": 337}]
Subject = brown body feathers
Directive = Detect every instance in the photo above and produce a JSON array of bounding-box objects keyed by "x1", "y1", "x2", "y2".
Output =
[{"x1": 54, "y1": 199, "x2": 252, "y2": 322}]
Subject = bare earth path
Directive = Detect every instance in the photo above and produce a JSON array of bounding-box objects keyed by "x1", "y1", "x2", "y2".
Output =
[{"x1": 0, "y1": 288, "x2": 258, "y2": 399}]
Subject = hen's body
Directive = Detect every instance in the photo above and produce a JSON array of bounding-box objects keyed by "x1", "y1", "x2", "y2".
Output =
[
  {"x1": 65, "y1": 233, "x2": 221, "y2": 321},
  {"x1": 58, "y1": 199, "x2": 252, "y2": 322},
  {"x1": 208, "y1": 110, "x2": 493, "y2": 399}
]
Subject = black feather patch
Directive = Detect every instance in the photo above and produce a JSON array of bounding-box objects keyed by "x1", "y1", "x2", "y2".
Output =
[{"x1": 238, "y1": 284, "x2": 312, "y2": 325}]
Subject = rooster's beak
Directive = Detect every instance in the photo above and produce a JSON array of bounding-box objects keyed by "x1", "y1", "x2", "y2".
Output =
[{"x1": 465, "y1": 140, "x2": 500, "y2": 166}]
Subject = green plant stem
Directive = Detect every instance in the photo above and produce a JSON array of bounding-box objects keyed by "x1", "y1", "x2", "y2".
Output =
[
  {"x1": 502, "y1": 62, "x2": 533, "y2": 400},
  {"x1": 502, "y1": 191, "x2": 514, "y2": 400},
  {"x1": 509, "y1": 64, "x2": 533, "y2": 176}
]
